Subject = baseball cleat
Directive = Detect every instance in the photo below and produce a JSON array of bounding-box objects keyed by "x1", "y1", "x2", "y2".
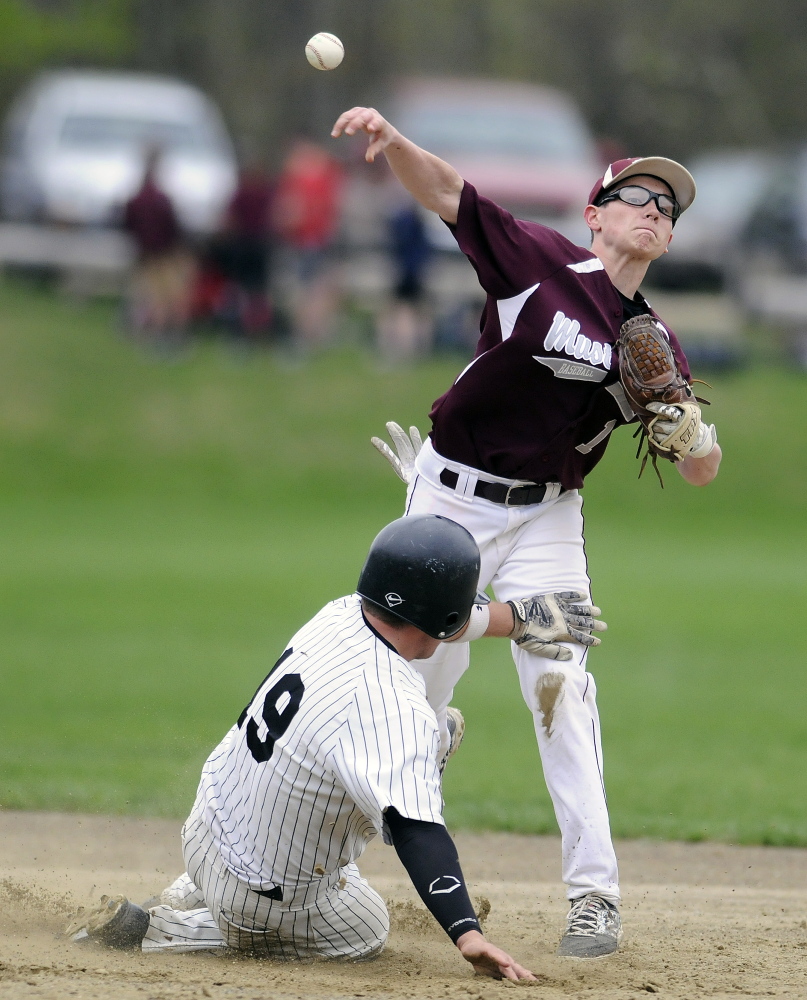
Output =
[
  {"x1": 557, "y1": 893, "x2": 622, "y2": 958},
  {"x1": 438, "y1": 706, "x2": 465, "y2": 775},
  {"x1": 66, "y1": 894, "x2": 150, "y2": 949}
]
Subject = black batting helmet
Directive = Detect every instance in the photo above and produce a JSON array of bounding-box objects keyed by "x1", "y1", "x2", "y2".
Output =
[{"x1": 356, "y1": 515, "x2": 483, "y2": 639}]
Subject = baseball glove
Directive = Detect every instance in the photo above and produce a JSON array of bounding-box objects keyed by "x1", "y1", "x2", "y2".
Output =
[{"x1": 617, "y1": 314, "x2": 705, "y2": 485}]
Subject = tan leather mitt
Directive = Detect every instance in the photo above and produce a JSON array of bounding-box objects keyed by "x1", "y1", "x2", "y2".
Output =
[{"x1": 617, "y1": 314, "x2": 698, "y2": 484}]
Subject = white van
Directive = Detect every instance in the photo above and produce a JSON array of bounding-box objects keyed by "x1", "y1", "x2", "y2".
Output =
[{"x1": 0, "y1": 70, "x2": 237, "y2": 233}]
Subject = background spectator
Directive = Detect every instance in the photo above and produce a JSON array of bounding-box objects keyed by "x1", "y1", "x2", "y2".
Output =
[
  {"x1": 123, "y1": 146, "x2": 195, "y2": 352},
  {"x1": 376, "y1": 199, "x2": 434, "y2": 364},
  {"x1": 208, "y1": 159, "x2": 275, "y2": 343},
  {"x1": 273, "y1": 139, "x2": 344, "y2": 352}
]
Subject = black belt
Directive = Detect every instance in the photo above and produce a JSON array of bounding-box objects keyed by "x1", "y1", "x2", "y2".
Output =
[
  {"x1": 255, "y1": 885, "x2": 283, "y2": 901},
  {"x1": 439, "y1": 469, "x2": 562, "y2": 506}
]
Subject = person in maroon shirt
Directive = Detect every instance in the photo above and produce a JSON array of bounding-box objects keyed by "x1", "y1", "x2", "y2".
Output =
[
  {"x1": 333, "y1": 107, "x2": 722, "y2": 960},
  {"x1": 123, "y1": 147, "x2": 194, "y2": 345},
  {"x1": 217, "y1": 162, "x2": 275, "y2": 338}
]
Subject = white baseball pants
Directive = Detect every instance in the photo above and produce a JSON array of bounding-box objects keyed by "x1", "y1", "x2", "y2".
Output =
[
  {"x1": 142, "y1": 810, "x2": 388, "y2": 958},
  {"x1": 406, "y1": 439, "x2": 619, "y2": 904}
]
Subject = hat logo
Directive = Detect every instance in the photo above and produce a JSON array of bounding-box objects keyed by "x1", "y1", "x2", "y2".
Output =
[{"x1": 385, "y1": 593, "x2": 403, "y2": 607}]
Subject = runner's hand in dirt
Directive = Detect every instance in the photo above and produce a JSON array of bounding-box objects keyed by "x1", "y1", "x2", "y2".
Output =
[{"x1": 456, "y1": 930, "x2": 537, "y2": 981}]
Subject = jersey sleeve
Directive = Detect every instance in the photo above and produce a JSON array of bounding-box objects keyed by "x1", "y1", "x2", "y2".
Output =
[
  {"x1": 328, "y1": 666, "x2": 445, "y2": 839},
  {"x1": 446, "y1": 181, "x2": 584, "y2": 300}
]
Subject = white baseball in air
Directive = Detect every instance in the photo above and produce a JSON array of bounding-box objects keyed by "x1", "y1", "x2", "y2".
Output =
[{"x1": 305, "y1": 32, "x2": 344, "y2": 71}]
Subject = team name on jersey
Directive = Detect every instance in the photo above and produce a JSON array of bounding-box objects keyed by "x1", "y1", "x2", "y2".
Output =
[{"x1": 542, "y1": 311, "x2": 613, "y2": 369}]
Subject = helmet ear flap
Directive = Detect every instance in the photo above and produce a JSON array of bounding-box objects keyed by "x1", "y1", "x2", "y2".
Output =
[{"x1": 356, "y1": 515, "x2": 481, "y2": 640}]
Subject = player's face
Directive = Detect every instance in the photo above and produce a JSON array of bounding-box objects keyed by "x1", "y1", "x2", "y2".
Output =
[{"x1": 587, "y1": 175, "x2": 675, "y2": 261}]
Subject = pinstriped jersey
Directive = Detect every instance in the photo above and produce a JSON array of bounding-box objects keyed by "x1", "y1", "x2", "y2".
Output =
[{"x1": 192, "y1": 595, "x2": 444, "y2": 891}]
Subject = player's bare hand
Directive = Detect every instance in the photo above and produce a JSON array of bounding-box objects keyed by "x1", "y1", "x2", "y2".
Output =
[
  {"x1": 371, "y1": 420, "x2": 424, "y2": 484},
  {"x1": 508, "y1": 592, "x2": 607, "y2": 660},
  {"x1": 331, "y1": 107, "x2": 398, "y2": 162},
  {"x1": 456, "y1": 930, "x2": 536, "y2": 981}
]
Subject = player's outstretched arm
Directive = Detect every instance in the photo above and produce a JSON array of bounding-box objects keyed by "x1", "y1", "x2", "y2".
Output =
[
  {"x1": 455, "y1": 929, "x2": 536, "y2": 981},
  {"x1": 331, "y1": 107, "x2": 463, "y2": 223},
  {"x1": 505, "y1": 592, "x2": 607, "y2": 659},
  {"x1": 386, "y1": 809, "x2": 536, "y2": 980},
  {"x1": 448, "y1": 593, "x2": 607, "y2": 659}
]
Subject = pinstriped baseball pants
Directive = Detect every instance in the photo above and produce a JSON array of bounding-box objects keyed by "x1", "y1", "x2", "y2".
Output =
[{"x1": 142, "y1": 811, "x2": 389, "y2": 959}]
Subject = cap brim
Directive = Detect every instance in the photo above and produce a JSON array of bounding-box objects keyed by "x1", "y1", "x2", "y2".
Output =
[{"x1": 604, "y1": 156, "x2": 696, "y2": 211}]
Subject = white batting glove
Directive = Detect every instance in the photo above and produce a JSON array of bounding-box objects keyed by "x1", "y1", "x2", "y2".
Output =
[
  {"x1": 646, "y1": 401, "x2": 717, "y2": 460},
  {"x1": 370, "y1": 421, "x2": 424, "y2": 484},
  {"x1": 688, "y1": 420, "x2": 718, "y2": 458},
  {"x1": 506, "y1": 592, "x2": 607, "y2": 661},
  {"x1": 645, "y1": 401, "x2": 700, "y2": 460}
]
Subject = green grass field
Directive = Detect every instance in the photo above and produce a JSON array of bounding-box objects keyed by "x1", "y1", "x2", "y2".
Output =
[{"x1": 2, "y1": 279, "x2": 806, "y2": 844}]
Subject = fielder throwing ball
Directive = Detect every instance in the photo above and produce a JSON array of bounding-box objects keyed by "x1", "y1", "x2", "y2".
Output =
[
  {"x1": 331, "y1": 106, "x2": 722, "y2": 958},
  {"x1": 67, "y1": 515, "x2": 604, "y2": 976}
]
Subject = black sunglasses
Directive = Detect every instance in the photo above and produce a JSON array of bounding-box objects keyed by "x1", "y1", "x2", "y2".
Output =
[{"x1": 596, "y1": 184, "x2": 681, "y2": 221}]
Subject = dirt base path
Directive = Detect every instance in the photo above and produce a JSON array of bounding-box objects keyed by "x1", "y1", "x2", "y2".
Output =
[{"x1": 1, "y1": 811, "x2": 806, "y2": 999}]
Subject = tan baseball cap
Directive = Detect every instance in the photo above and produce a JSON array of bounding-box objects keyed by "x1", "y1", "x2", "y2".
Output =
[{"x1": 588, "y1": 156, "x2": 697, "y2": 213}]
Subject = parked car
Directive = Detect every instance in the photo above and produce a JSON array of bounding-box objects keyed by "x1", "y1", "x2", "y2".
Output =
[
  {"x1": 340, "y1": 77, "x2": 601, "y2": 252},
  {"x1": 741, "y1": 146, "x2": 807, "y2": 275},
  {"x1": 645, "y1": 148, "x2": 778, "y2": 292},
  {"x1": 732, "y1": 146, "x2": 807, "y2": 368},
  {"x1": 0, "y1": 70, "x2": 237, "y2": 233}
]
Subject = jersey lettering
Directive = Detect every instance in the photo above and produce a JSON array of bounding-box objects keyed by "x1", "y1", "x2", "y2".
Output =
[
  {"x1": 237, "y1": 648, "x2": 294, "y2": 729},
  {"x1": 543, "y1": 310, "x2": 612, "y2": 369},
  {"x1": 244, "y1": 673, "x2": 305, "y2": 764},
  {"x1": 533, "y1": 357, "x2": 608, "y2": 383}
]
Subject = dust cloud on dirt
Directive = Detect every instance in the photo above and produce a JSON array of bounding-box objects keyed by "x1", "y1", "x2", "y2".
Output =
[{"x1": 1, "y1": 811, "x2": 806, "y2": 999}]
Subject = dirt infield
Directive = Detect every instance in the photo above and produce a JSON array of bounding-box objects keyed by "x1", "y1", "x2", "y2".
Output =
[{"x1": 1, "y1": 811, "x2": 806, "y2": 1000}]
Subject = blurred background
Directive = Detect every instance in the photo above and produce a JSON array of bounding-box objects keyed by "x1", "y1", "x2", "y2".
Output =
[
  {"x1": 2, "y1": 0, "x2": 807, "y2": 360},
  {"x1": 1, "y1": 0, "x2": 806, "y2": 843}
]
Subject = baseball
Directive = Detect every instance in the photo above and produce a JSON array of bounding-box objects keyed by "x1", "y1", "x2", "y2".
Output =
[{"x1": 305, "y1": 32, "x2": 344, "y2": 71}]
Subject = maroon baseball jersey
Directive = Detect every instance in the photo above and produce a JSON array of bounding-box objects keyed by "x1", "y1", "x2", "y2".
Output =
[{"x1": 429, "y1": 182, "x2": 690, "y2": 490}]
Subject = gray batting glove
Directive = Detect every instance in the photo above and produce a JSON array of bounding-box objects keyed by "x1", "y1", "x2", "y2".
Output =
[
  {"x1": 370, "y1": 421, "x2": 424, "y2": 484},
  {"x1": 507, "y1": 592, "x2": 607, "y2": 661}
]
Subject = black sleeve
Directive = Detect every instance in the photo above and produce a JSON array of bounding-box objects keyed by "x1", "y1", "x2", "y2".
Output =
[{"x1": 385, "y1": 807, "x2": 482, "y2": 944}]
